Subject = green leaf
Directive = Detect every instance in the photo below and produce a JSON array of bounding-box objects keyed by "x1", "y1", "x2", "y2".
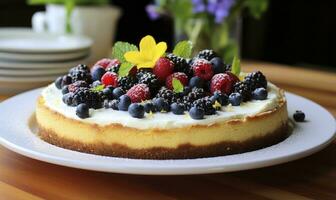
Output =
[
  {"x1": 112, "y1": 42, "x2": 138, "y2": 63},
  {"x1": 172, "y1": 78, "x2": 184, "y2": 93},
  {"x1": 244, "y1": 0, "x2": 269, "y2": 19},
  {"x1": 173, "y1": 40, "x2": 193, "y2": 58},
  {"x1": 90, "y1": 84, "x2": 104, "y2": 92},
  {"x1": 231, "y1": 56, "x2": 241, "y2": 76},
  {"x1": 118, "y1": 62, "x2": 134, "y2": 77}
]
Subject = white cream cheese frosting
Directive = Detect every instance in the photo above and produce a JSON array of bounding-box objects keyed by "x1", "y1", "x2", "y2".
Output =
[{"x1": 41, "y1": 82, "x2": 282, "y2": 130}]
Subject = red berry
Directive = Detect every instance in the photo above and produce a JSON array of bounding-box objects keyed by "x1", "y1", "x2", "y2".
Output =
[
  {"x1": 153, "y1": 57, "x2": 174, "y2": 82},
  {"x1": 192, "y1": 58, "x2": 214, "y2": 81},
  {"x1": 126, "y1": 84, "x2": 150, "y2": 103},
  {"x1": 94, "y1": 58, "x2": 120, "y2": 69},
  {"x1": 210, "y1": 72, "x2": 239, "y2": 94},
  {"x1": 166, "y1": 72, "x2": 188, "y2": 90},
  {"x1": 129, "y1": 66, "x2": 138, "y2": 77},
  {"x1": 101, "y1": 72, "x2": 118, "y2": 87}
]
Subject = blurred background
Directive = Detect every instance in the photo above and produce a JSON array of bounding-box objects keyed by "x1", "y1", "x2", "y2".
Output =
[{"x1": 0, "y1": 0, "x2": 335, "y2": 70}]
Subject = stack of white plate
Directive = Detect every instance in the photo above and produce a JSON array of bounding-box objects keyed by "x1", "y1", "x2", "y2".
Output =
[{"x1": 0, "y1": 28, "x2": 92, "y2": 94}]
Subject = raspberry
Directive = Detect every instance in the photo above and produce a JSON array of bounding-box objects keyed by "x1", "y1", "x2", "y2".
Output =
[
  {"x1": 126, "y1": 84, "x2": 150, "y2": 103},
  {"x1": 210, "y1": 72, "x2": 239, "y2": 95},
  {"x1": 153, "y1": 57, "x2": 174, "y2": 82},
  {"x1": 196, "y1": 49, "x2": 217, "y2": 61},
  {"x1": 192, "y1": 59, "x2": 214, "y2": 81},
  {"x1": 94, "y1": 58, "x2": 120, "y2": 69},
  {"x1": 165, "y1": 72, "x2": 188, "y2": 90},
  {"x1": 101, "y1": 72, "x2": 118, "y2": 87}
]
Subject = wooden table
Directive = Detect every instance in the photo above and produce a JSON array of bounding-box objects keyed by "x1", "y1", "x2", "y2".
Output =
[{"x1": 0, "y1": 61, "x2": 335, "y2": 200}]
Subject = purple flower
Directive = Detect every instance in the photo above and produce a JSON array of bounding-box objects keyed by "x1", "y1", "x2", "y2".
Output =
[
  {"x1": 192, "y1": 0, "x2": 206, "y2": 13},
  {"x1": 146, "y1": 4, "x2": 160, "y2": 20},
  {"x1": 207, "y1": 0, "x2": 235, "y2": 23}
]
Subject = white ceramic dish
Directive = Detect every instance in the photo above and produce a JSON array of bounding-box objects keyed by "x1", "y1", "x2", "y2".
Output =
[
  {"x1": 0, "y1": 67, "x2": 68, "y2": 76},
  {"x1": 0, "y1": 81, "x2": 51, "y2": 95},
  {"x1": 0, "y1": 28, "x2": 92, "y2": 53},
  {"x1": 0, "y1": 89, "x2": 335, "y2": 175}
]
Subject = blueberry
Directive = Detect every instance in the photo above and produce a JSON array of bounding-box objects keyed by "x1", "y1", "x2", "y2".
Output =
[
  {"x1": 91, "y1": 65, "x2": 106, "y2": 81},
  {"x1": 229, "y1": 92, "x2": 242, "y2": 106},
  {"x1": 61, "y1": 85, "x2": 69, "y2": 94},
  {"x1": 252, "y1": 88, "x2": 268, "y2": 100},
  {"x1": 55, "y1": 76, "x2": 63, "y2": 89},
  {"x1": 109, "y1": 99, "x2": 119, "y2": 110},
  {"x1": 210, "y1": 91, "x2": 228, "y2": 106},
  {"x1": 62, "y1": 93, "x2": 73, "y2": 106},
  {"x1": 61, "y1": 75, "x2": 72, "y2": 87},
  {"x1": 153, "y1": 98, "x2": 170, "y2": 112},
  {"x1": 171, "y1": 103, "x2": 184, "y2": 115},
  {"x1": 91, "y1": 80, "x2": 102, "y2": 88},
  {"x1": 293, "y1": 110, "x2": 305, "y2": 122},
  {"x1": 189, "y1": 106, "x2": 205, "y2": 120},
  {"x1": 128, "y1": 103, "x2": 145, "y2": 118},
  {"x1": 103, "y1": 99, "x2": 110, "y2": 108},
  {"x1": 118, "y1": 95, "x2": 131, "y2": 111},
  {"x1": 76, "y1": 103, "x2": 89, "y2": 119},
  {"x1": 102, "y1": 87, "x2": 113, "y2": 99},
  {"x1": 182, "y1": 86, "x2": 191, "y2": 96},
  {"x1": 189, "y1": 76, "x2": 204, "y2": 88},
  {"x1": 113, "y1": 87, "x2": 124, "y2": 99},
  {"x1": 144, "y1": 102, "x2": 156, "y2": 113},
  {"x1": 210, "y1": 57, "x2": 225, "y2": 74}
]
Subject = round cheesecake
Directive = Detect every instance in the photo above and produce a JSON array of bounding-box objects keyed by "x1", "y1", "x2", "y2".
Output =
[{"x1": 35, "y1": 82, "x2": 289, "y2": 159}]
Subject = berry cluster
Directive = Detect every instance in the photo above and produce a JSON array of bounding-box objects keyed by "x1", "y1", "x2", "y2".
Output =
[{"x1": 54, "y1": 49, "x2": 269, "y2": 119}]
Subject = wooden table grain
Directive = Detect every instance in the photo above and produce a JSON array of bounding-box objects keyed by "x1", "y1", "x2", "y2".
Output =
[{"x1": 0, "y1": 61, "x2": 335, "y2": 200}]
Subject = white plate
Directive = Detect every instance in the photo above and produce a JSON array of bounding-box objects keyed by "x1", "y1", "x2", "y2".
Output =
[
  {"x1": 0, "y1": 56, "x2": 88, "y2": 69},
  {"x1": 0, "y1": 89, "x2": 335, "y2": 175},
  {"x1": 0, "y1": 28, "x2": 92, "y2": 53},
  {"x1": 0, "y1": 81, "x2": 51, "y2": 95},
  {"x1": 0, "y1": 50, "x2": 90, "y2": 62},
  {"x1": 0, "y1": 67, "x2": 68, "y2": 76}
]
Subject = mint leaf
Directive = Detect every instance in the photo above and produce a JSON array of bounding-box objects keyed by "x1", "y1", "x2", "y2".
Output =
[
  {"x1": 118, "y1": 62, "x2": 134, "y2": 77},
  {"x1": 112, "y1": 42, "x2": 138, "y2": 63},
  {"x1": 91, "y1": 84, "x2": 104, "y2": 92},
  {"x1": 173, "y1": 40, "x2": 193, "y2": 58},
  {"x1": 172, "y1": 78, "x2": 184, "y2": 93},
  {"x1": 231, "y1": 56, "x2": 241, "y2": 76}
]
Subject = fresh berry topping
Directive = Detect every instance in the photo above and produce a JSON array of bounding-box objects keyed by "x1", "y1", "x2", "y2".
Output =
[
  {"x1": 181, "y1": 87, "x2": 205, "y2": 110},
  {"x1": 210, "y1": 72, "x2": 239, "y2": 95},
  {"x1": 182, "y1": 86, "x2": 191, "y2": 96},
  {"x1": 129, "y1": 66, "x2": 138, "y2": 76},
  {"x1": 91, "y1": 65, "x2": 106, "y2": 81},
  {"x1": 189, "y1": 76, "x2": 204, "y2": 88},
  {"x1": 293, "y1": 110, "x2": 305, "y2": 122},
  {"x1": 170, "y1": 102, "x2": 184, "y2": 115},
  {"x1": 252, "y1": 87, "x2": 268, "y2": 100},
  {"x1": 55, "y1": 76, "x2": 63, "y2": 89},
  {"x1": 102, "y1": 87, "x2": 114, "y2": 100},
  {"x1": 106, "y1": 63, "x2": 120, "y2": 73},
  {"x1": 137, "y1": 71, "x2": 159, "y2": 94},
  {"x1": 233, "y1": 81, "x2": 252, "y2": 101},
  {"x1": 70, "y1": 69, "x2": 92, "y2": 83},
  {"x1": 69, "y1": 64, "x2": 90, "y2": 75},
  {"x1": 118, "y1": 76, "x2": 136, "y2": 91},
  {"x1": 153, "y1": 97, "x2": 170, "y2": 112},
  {"x1": 95, "y1": 58, "x2": 120, "y2": 69},
  {"x1": 118, "y1": 95, "x2": 131, "y2": 111},
  {"x1": 196, "y1": 49, "x2": 217, "y2": 61},
  {"x1": 156, "y1": 87, "x2": 177, "y2": 104},
  {"x1": 72, "y1": 87, "x2": 102, "y2": 109},
  {"x1": 62, "y1": 93, "x2": 73, "y2": 106},
  {"x1": 76, "y1": 103, "x2": 89, "y2": 119},
  {"x1": 229, "y1": 92, "x2": 242, "y2": 106},
  {"x1": 153, "y1": 57, "x2": 174, "y2": 82},
  {"x1": 128, "y1": 103, "x2": 145, "y2": 118},
  {"x1": 91, "y1": 80, "x2": 102, "y2": 88},
  {"x1": 189, "y1": 106, "x2": 205, "y2": 120},
  {"x1": 112, "y1": 87, "x2": 124, "y2": 99},
  {"x1": 144, "y1": 102, "x2": 156, "y2": 113},
  {"x1": 166, "y1": 72, "x2": 188, "y2": 90},
  {"x1": 68, "y1": 81, "x2": 88, "y2": 93},
  {"x1": 193, "y1": 97, "x2": 216, "y2": 115},
  {"x1": 101, "y1": 72, "x2": 118, "y2": 87},
  {"x1": 210, "y1": 57, "x2": 225, "y2": 74},
  {"x1": 61, "y1": 75, "x2": 72, "y2": 87},
  {"x1": 192, "y1": 59, "x2": 214, "y2": 81},
  {"x1": 104, "y1": 99, "x2": 119, "y2": 110},
  {"x1": 166, "y1": 53, "x2": 192, "y2": 74},
  {"x1": 126, "y1": 84, "x2": 150, "y2": 103},
  {"x1": 210, "y1": 91, "x2": 228, "y2": 106},
  {"x1": 244, "y1": 71, "x2": 267, "y2": 90},
  {"x1": 61, "y1": 86, "x2": 69, "y2": 94}
]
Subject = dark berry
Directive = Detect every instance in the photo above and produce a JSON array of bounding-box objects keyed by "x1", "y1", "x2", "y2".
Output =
[
  {"x1": 154, "y1": 98, "x2": 170, "y2": 112},
  {"x1": 91, "y1": 65, "x2": 106, "y2": 81},
  {"x1": 72, "y1": 87, "x2": 102, "y2": 109},
  {"x1": 197, "y1": 49, "x2": 217, "y2": 61},
  {"x1": 118, "y1": 95, "x2": 131, "y2": 111},
  {"x1": 229, "y1": 93, "x2": 242, "y2": 106},
  {"x1": 210, "y1": 57, "x2": 225, "y2": 74},
  {"x1": 233, "y1": 81, "x2": 252, "y2": 101},
  {"x1": 128, "y1": 103, "x2": 145, "y2": 118},
  {"x1": 109, "y1": 99, "x2": 119, "y2": 110},
  {"x1": 210, "y1": 91, "x2": 229, "y2": 106},
  {"x1": 69, "y1": 64, "x2": 90, "y2": 75},
  {"x1": 68, "y1": 81, "x2": 89, "y2": 93},
  {"x1": 113, "y1": 87, "x2": 124, "y2": 99},
  {"x1": 193, "y1": 97, "x2": 216, "y2": 115},
  {"x1": 61, "y1": 85, "x2": 69, "y2": 94},
  {"x1": 182, "y1": 86, "x2": 191, "y2": 96},
  {"x1": 244, "y1": 71, "x2": 267, "y2": 90},
  {"x1": 101, "y1": 72, "x2": 118, "y2": 87},
  {"x1": 62, "y1": 93, "x2": 73, "y2": 106},
  {"x1": 166, "y1": 53, "x2": 192, "y2": 76},
  {"x1": 171, "y1": 103, "x2": 184, "y2": 115},
  {"x1": 192, "y1": 58, "x2": 214, "y2": 81},
  {"x1": 156, "y1": 87, "x2": 177, "y2": 104},
  {"x1": 55, "y1": 76, "x2": 63, "y2": 89},
  {"x1": 76, "y1": 103, "x2": 89, "y2": 119},
  {"x1": 118, "y1": 76, "x2": 136, "y2": 91},
  {"x1": 144, "y1": 102, "x2": 156, "y2": 113},
  {"x1": 61, "y1": 75, "x2": 72, "y2": 87},
  {"x1": 102, "y1": 87, "x2": 114, "y2": 100},
  {"x1": 189, "y1": 106, "x2": 205, "y2": 120},
  {"x1": 137, "y1": 71, "x2": 159, "y2": 93},
  {"x1": 103, "y1": 99, "x2": 110, "y2": 108},
  {"x1": 189, "y1": 76, "x2": 204, "y2": 88},
  {"x1": 252, "y1": 88, "x2": 268, "y2": 100},
  {"x1": 293, "y1": 110, "x2": 305, "y2": 122},
  {"x1": 106, "y1": 63, "x2": 120, "y2": 73},
  {"x1": 91, "y1": 80, "x2": 102, "y2": 88}
]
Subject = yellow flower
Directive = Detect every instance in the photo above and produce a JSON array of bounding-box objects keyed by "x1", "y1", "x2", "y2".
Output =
[{"x1": 124, "y1": 35, "x2": 167, "y2": 69}]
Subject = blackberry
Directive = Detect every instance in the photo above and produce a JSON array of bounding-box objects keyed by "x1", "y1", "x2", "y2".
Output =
[
  {"x1": 244, "y1": 71, "x2": 267, "y2": 90},
  {"x1": 192, "y1": 87, "x2": 206, "y2": 99},
  {"x1": 103, "y1": 99, "x2": 119, "y2": 110},
  {"x1": 106, "y1": 64, "x2": 120, "y2": 74},
  {"x1": 137, "y1": 71, "x2": 159, "y2": 94},
  {"x1": 166, "y1": 53, "x2": 192, "y2": 76},
  {"x1": 118, "y1": 76, "x2": 136, "y2": 91},
  {"x1": 156, "y1": 87, "x2": 177, "y2": 104},
  {"x1": 181, "y1": 88, "x2": 206, "y2": 110},
  {"x1": 71, "y1": 70, "x2": 92, "y2": 83},
  {"x1": 68, "y1": 81, "x2": 89, "y2": 93},
  {"x1": 72, "y1": 87, "x2": 102, "y2": 109},
  {"x1": 193, "y1": 97, "x2": 216, "y2": 115},
  {"x1": 224, "y1": 64, "x2": 232, "y2": 72},
  {"x1": 233, "y1": 82, "x2": 252, "y2": 102},
  {"x1": 196, "y1": 49, "x2": 217, "y2": 61},
  {"x1": 69, "y1": 64, "x2": 90, "y2": 75}
]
